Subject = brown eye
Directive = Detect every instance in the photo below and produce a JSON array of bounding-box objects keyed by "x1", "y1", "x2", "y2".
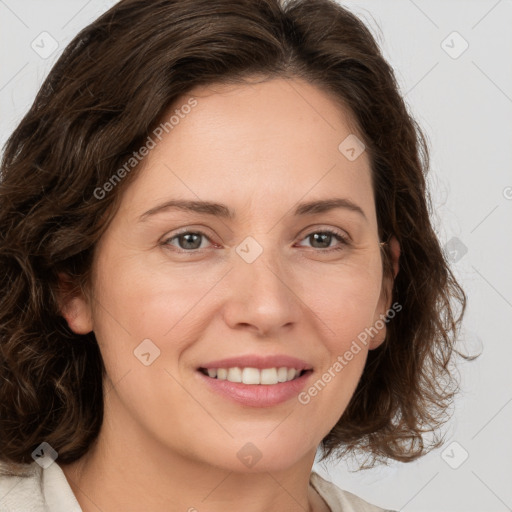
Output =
[{"x1": 297, "y1": 229, "x2": 349, "y2": 251}]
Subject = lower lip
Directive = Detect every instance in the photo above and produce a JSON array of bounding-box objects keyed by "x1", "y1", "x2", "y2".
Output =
[{"x1": 197, "y1": 370, "x2": 312, "y2": 407}]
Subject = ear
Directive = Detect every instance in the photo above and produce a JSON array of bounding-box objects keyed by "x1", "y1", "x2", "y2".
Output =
[
  {"x1": 369, "y1": 235, "x2": 400, "y2": 350},
  {"x1": 56, "y1": 272, "x2": 93, "y2": 335}
]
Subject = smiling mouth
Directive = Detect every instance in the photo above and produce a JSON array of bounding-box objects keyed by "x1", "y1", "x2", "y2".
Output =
[{"x1": 198, "y1": 367, "x2": 309, "y2": 385}]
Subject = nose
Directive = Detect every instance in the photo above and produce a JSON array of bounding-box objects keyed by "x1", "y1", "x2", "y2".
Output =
[{"x1": 221, "y1": 243, "x2": 303, "y2": 338}]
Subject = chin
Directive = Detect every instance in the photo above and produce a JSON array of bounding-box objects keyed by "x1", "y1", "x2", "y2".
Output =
[{"x1": 189, "y1": 434, "x2": 317, "y2": 474}]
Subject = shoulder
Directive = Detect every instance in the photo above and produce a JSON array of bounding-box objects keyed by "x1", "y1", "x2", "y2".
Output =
[
  {"x1": 310, "y1": 471, "x2": 397, "y2": 512},
  {"x1": 0, "y1": 461, "x2": 82, "y2": 512},
  {"x1": 0, "y1": 461, "x2": 46, "y2": 511}
]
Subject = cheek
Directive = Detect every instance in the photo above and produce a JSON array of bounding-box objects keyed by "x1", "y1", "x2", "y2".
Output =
[
  {"x1": 298, "y1": 262, "x2": 383, "y2": 347},
  {"x1": 89, "y1": 248, "x2": 224, "y2": 366},
  {"x1": 295, "y1": 271, "x2": 378, "y2": 432},
  {"x1": 88, "y1": 252, "x2": 212, "y2": 433}
]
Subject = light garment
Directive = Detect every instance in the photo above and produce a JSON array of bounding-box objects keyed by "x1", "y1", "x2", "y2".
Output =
[{"x1": 0, "y1": 461, "x2": 396, "y2": 512}]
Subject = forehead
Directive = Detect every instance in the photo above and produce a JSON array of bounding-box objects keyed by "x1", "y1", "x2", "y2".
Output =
[{"x1": 118, "y1": 77, "x2": 376, "y2": 226}]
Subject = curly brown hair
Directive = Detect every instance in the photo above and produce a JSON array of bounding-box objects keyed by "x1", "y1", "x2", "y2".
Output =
[{"x1": 0, "y1": 0, "x2": 466, "y2": 472}]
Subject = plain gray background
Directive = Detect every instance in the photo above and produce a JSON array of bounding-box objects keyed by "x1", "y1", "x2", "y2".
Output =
[{"x1": 1, "y1": 1, "x2": 511, "y2": 511}]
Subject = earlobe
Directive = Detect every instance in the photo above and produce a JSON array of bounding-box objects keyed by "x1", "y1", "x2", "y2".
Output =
[
  {"x1": 56, "y1": 272, "x2": 93, "y2": 335},
  {"x1": 368, "y1": 326, "x2": 386, "y2": 350}
]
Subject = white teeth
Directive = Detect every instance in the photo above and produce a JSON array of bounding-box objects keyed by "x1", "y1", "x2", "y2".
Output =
[
  {"x1": 260, "y1": 368, "x2": 278, "y2": 385},
  {"x1": 277, "y1": 367, "x2": 288, "y2": 382},
  {"x1": 287, "y1": 368, "x2": 297, "y2": 380},
  {"x1": 227, "y1": 367, "x2": 242, "y2": 383},
  {"x1": 203, "y1": 366, "x2": 304, "y2": 385},
  {"x1": 242, "y1": 367, "x2": 260, "y2": 385}
]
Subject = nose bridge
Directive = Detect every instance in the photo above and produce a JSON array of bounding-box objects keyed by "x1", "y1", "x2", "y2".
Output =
[{"x1": 223, "y1": 234, "x2": 301, "y2": 335}]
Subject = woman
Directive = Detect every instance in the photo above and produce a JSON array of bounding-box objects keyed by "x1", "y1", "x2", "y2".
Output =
[{"x1": 0, "y1": 0, "x2": 466, "y2": 511}]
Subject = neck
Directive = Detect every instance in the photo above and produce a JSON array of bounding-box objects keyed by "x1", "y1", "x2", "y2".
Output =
[{"x1": 59, "y1": 393, "x2": 329, "y2": 512}]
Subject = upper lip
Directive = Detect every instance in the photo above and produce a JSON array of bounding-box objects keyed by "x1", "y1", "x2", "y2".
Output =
[{"x1": 199, "y1": 355, "x2": 313, "y2": 371}]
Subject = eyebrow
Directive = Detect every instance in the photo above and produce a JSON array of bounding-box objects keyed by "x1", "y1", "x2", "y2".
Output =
[{"x1": 139, "y1": 197, "x2": 367, "y2": 222}]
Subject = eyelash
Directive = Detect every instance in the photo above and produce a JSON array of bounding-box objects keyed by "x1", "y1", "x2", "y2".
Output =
[{"x1": 161, "y1": 228, "x2": 350, "y2": 254}]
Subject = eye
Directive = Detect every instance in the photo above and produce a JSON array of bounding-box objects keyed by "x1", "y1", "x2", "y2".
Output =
[
  {"x1": 295, "y1": 229, "x2": 350, "y2": 252},
  {"x1": 162, "y1": 230, "x2": 214, "y2": 252},
  {"x1": 161, "y1": 227, "x2": 350, "y2": 254}
]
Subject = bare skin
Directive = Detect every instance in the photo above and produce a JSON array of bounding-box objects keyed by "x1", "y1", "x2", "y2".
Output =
[{"x1": 58, "y1": 76, "x2": 400, "y2": 512}]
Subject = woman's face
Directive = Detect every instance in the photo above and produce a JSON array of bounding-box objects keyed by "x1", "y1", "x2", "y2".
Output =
[{"x1": 65, "y1": 77, "x2": 397, "y2": 473}]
